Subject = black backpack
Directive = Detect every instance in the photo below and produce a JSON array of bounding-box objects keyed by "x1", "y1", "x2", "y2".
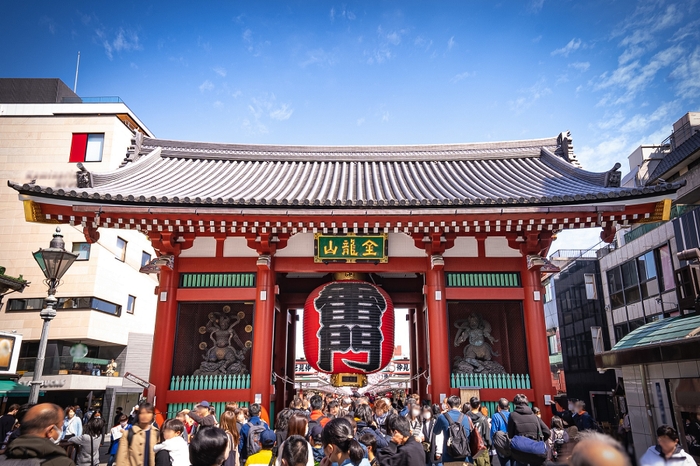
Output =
[
  {"x1": 307, "y1": 415, "x2": 328, "y2": 433},
  {"x1": 445, "y1": 413, "x2": 471, "y2": 460}
]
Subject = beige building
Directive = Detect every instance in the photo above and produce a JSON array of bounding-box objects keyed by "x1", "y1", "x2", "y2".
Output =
[{"x1": 0, "y1": 78, "x2": 158, "y2": 415}]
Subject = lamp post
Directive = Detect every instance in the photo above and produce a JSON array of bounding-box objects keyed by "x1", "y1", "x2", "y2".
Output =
[{"x1": 28, "y1": 227, "x2": 79, "y2": 404}]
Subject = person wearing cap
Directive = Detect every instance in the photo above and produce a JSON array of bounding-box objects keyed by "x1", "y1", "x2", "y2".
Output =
[
  {"x1": 189, "y1": 401, "x2": 217, "y2": 434},
  {"x1": 245, "y1": 429, "x2": 276, "y2": 466}
]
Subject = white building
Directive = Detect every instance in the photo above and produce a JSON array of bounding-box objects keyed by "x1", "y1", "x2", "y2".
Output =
[{"x1": 0, "y1": 78, "x2": 158, "y2": 416}]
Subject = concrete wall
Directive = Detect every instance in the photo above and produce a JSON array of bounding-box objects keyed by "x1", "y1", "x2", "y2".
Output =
[{"x1": 0, "y1": 110, "x2": 157, "y2": 367}]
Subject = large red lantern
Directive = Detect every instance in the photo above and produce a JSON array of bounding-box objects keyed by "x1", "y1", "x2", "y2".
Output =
[{"x1": 303, "y1": 280, "x2": 394, "y2": 374}]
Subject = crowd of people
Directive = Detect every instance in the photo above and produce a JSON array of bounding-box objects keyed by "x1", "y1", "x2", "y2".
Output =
[{"x1": 0, "y1": 392, "x2": 696, "y2": 466}]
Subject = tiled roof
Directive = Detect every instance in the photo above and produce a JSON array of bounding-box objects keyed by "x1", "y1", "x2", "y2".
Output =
[
  {"x1": 611, "y1": 314, "x2": 700, "y2": 351},
  {"x1": 9, "y1": 136, "x2": 682, "y2": 208},
  {"x1": 648, "y1": 131, "x2": 700, "y2": 182}
]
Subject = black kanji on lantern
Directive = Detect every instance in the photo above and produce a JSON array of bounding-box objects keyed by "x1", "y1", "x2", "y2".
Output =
[{"x1": 314, "y1": 282, "x2": 387, "y2": 372}]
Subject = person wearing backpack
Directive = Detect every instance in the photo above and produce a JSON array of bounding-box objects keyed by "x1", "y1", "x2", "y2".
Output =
[
  {"x1": 116, "y1": 402, "x2": 160, "y2": 466},
  {"x1": 506, "y1": 395, "x2": 550, "y2": 466},
  {"x1": 308, "y1": 396, "x2": 329, "y2": 431},
  {"x1": 433, "y1": 396, "x2": 472, "y2": 466},
  {"x1": 465, "y1": 398, "x2": 490, "y2": 466},
  {"x1": 68, "y1": 417, "x2": 104, "y2": 466},
  {"x1": 239, "y1": 404, "x2": 269, "y2": 464},
  {"x1": 2, "y1": 403, "x2": 75, "y2": 466}
]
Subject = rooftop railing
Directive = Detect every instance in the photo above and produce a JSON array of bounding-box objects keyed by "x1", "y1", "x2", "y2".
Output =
[{"x1": 60, "y1": 96, "x2": 124, "y2": 103}]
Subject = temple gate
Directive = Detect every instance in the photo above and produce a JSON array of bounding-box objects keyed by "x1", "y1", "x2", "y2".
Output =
[{"x1": 11, "y1": 132, "x2": 679, "y2": 421}]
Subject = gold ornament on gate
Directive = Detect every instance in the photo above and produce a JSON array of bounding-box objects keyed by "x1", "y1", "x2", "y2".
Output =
[
  {"x1": 223, "y1": 305, "x2": 231, "y2": 313},
  {"x1": 199, "y1": 326, "x2": 207, "y2": 334},
  {"x1": 245, "y1": 325, "x2": 252, "y2": 333}
]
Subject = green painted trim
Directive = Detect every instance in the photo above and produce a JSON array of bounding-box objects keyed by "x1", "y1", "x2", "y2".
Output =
[
  {"x1": 180, "y1": 273, "x2": 256, "y2": 288},
  {"x1": 445, "y1": 272, "x2": 521, "y2": 288}
]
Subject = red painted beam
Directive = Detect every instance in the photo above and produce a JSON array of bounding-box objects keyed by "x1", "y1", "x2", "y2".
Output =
[
  {"x1": 445, "y1": 288, "x2": 524, "y2": 300},
  {"x1": 176, "y1": 288, "x2": 256, "y2": 301},
  {"x1": 165, "y1": 389, "x2": 252, "y2": 404},
  {"x1": 274, "y1": 256, "x2": 426, "y2": 273},
  {"x1": 444, "y1": 257, "x2": 522, "y2": 271},
  {"x1": 179, "y1": 257, "x2": 258, "y2": 272}
]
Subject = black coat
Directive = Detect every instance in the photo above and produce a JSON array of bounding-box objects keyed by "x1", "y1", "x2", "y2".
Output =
[
  {"x1": 386, "y1": 438, "x2": 425, "y2": 466},
  {"x1": 507, "y1": 405, "x2": 551, "y2": 441}
]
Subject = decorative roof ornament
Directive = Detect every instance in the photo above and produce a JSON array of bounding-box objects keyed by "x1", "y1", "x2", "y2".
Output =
[
  {"x1": 119, "y1": 131, "x2": 145, "y2": 167},
  {"x1": 555, "y1": 131, "x2": 582, "y2": 168},
  {"x1": 76, "y1": 163, "x2": 93, "y2": 188}
]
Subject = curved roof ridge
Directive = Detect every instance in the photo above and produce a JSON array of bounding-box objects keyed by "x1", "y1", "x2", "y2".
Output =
[{"x1": 140, "y1": 136, "x2": 559, "y2": 162}]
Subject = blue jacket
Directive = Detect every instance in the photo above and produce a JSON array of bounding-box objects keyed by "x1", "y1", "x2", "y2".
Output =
[
  {"x1": 491, "y1": 410, "x2": 510, "y2": 437},
  {"x1": 433, "y1": 410, "x2": 471, "y2": 462},
  {"x1": 239, "y1": 417, "x2": 269, "y2": 460}
]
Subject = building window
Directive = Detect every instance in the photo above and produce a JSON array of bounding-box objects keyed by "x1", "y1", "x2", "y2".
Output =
[
  {"x1": 584, "y1": 274, "x2": 597, "y2": 300},
  {"x1": 637, "y1": 250, "x2": 660, "y2": 298},
  {"x1": 656, "y1": 245, "x2": 675, "y2": 291},
  {"x1": 71, "y1": 242, "x2": 91, "y2": 261},
  {"x1": 69, "y1": 133, "x2": 104, "y2": 163},
  {"x1": 621, "y1": 260, "x2": 641, "y2": 304},
  {"x1": 544, "y1": 281, "x2": 553, "y2": 303},
  {"x1": 141, "y1": 251, "x2": 151, "y2": 268},
  {"x1": 7, "y1": 296, "x2": 121, "y2": 316},
  {"x1": 607, "y1": 267, "x2": 625, "y2": 309},
  {"x1": 127, "y1": 295, "x2": 136, "y2": 314},
  {"x1": 116, "y1": 237, "x2": 127, "y2": 262},
  {"x1": 548, "y1": 334, "x2": 559, "y2": 354}
]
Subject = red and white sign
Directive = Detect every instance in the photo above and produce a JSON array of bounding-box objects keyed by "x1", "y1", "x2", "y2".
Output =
[{"x1": 303, "y1": 281, "x2": 394, "y2": 374}]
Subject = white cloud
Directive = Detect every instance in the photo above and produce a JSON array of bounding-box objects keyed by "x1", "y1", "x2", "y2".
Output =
[
  {"x1": 596, "y1": 45, "x2": 683, "y2": 104},
  {"x1": 199, "y1": 80, "x2": 214, "y2": 92},
  {"x1": 551, "y1": 38, "x2": 581, "y2": 57},
  {"x1": 98, "y1": 28, "x2": 142, "y2": 60},
  {"x1": 447, "y1": 36, "x2": 456, "y2": 50},
  {"x1": 569, "y1": 61, "x2": 590, "y2": 72},
  {"x1": 213, "y1": 66, "x2": 227, "y2": 77},
  {"x1": 300, "y1": 48, "x2": 337, "y2": 67},
  {"x1": 532, "y1": 35, "x2": 542, "y2": 43},
  {"x1": 509, "y1": 78, "x2": 551, "y2": 112},
  {"x1": 213, "y1": 101, "x2": 224, "y2": 108},
  {"x1": 529, "y1": 0, "x2": 545, "y2": 12},
  {"x1": 382, "y1": 112, "x2": 390, "y2": 122},
  {"x1": 670, "y1": 45, "x2": 700, "y2": 99},
  {"x1": 414, "y1": 36, "x2": 433, "y2": 50},
  {"x1": 387, "y1": 31, "x2": 401, "y2": 45},
  {"x1": 39, "y1": 16, "x2": 56, "y2": 34},
  {"x1": 619, "y1": 101, "x2": 679, "y2": 134},
  {"x1": 357, "y1": 118, "x2": 365, "y2": 126},
  {"x1": 450, "y1": 71, "x2": 473, "y2": 83},
  {"x1": 270, "y1": 104, "x2": 294, "y2": 121},
  {"x1": 330, "y1": 6, "x2": 355, "y2": 22}
]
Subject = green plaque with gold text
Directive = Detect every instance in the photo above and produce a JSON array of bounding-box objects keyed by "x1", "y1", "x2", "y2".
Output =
[{"x1": 314, "y1": 233, "x2": 388, "y2": 263}]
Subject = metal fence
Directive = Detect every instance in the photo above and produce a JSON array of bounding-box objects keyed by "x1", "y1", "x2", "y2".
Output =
[{"x1": 169, "y1": 374, "x2": 251, "y2": 391}]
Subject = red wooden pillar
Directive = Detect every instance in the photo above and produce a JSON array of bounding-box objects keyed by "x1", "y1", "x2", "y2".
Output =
[
  {"x1": 425, "y1": 255, "x2": 451, "y2": 403},
  {"x1": 408, "y1": 309, "x2": 418, "y2": 394},
  {"x1": 250, "y1": 254, "x2": 276, "y2": 411},
  {"x1": 149, "y1": 257, "x2": 180, "y2": 422},
  {"x1": 521, "y1": 260, "x2": 553, "y2": 407},
  {"x1": 415, "y1": 305, "x2": 429, "y2": 403}
]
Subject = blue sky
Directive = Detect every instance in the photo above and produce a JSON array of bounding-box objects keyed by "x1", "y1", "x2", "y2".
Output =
[{"x1": 3, "y1": 0, "x2": 700, "y2": 251}]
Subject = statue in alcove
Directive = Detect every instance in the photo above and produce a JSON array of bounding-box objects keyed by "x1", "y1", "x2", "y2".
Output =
[
  {"x1": 194, "y1": 309, "x2": 249, "y2": 375},
  {"x1": 452, "y1": 313, "x2": 506, "y2": 374}
]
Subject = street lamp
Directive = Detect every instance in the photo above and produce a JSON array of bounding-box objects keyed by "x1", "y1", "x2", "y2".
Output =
[{"x1": 28, "y1": 227, "x2": 79, "y2": 404}]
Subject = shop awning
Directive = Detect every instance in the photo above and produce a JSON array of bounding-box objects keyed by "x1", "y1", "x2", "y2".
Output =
[
  {"x1": 74, "y1": 357, "x2": 110, "y2": 365},
  {"x1": 0, "y1": 380, "x2": 44, "y2": 397},
  {"x1": 595, "y1": 313, "x2": 700, "y2": 370}
]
